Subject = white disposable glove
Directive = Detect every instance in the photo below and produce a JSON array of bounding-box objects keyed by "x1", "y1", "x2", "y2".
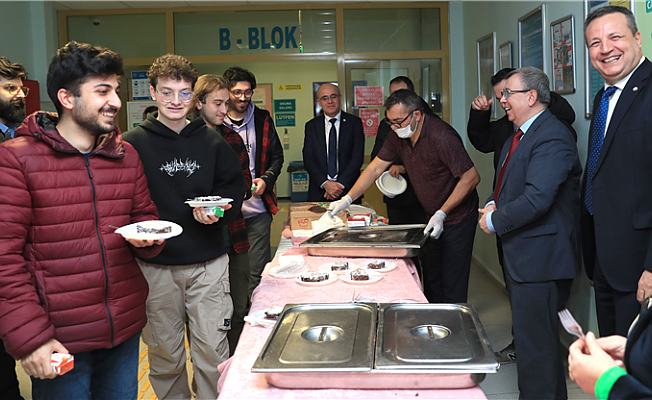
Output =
[
  {"x1": 424, "y1": 210, "x2": 446, "y2": 239},
  {"x1": 328, "y1": 195, "x2": 352, "y2": 218}
]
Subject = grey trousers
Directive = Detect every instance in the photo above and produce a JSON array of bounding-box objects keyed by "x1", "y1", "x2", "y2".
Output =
[{"x1": 138, "y1": 255, "x2": 233, "y2": 400}]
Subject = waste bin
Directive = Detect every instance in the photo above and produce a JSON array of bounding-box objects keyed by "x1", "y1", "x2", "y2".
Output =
[{"x1": 287, "y1": 161, "x2": 309, "y2": 202}]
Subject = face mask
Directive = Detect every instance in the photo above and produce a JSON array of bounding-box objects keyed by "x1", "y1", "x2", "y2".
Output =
[{"x1": 395, "y1": 112, "x2": 416, "y2": 139}]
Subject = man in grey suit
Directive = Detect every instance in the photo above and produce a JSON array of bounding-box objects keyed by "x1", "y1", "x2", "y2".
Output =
[
  {"x1": 478, "y1": 67, "x2": 582, "y2": 400},
  {"x1": 582, "y1": 5, "x2": 652, "y2": 338}
]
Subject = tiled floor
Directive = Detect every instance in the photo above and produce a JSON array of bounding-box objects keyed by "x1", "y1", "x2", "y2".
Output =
[{"x1": 14, "y1": 202, "x2": 595, "y2": 399}]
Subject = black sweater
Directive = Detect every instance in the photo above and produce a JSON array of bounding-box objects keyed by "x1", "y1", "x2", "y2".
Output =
[{"x1": 124, "y1": 113, "x2": 245, "y2": 265}]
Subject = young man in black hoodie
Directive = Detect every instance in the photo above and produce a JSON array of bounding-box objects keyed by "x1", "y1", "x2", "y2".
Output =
[{"x1": 124, "y1": 55, "x2": 245, "y2": 400}]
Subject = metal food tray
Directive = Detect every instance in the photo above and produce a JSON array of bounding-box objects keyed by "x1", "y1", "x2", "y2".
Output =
[
  {"x1": 299, "y1": 224, "x2": 428, "y2": 258},
  {"x1": 252, "y1": 303, "x2": 498, "y2": 390}
]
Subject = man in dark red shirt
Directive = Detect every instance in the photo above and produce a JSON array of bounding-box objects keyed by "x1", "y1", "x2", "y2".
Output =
[{"x1": 330, "y1": 89, "x2": 480, "y2": 303}]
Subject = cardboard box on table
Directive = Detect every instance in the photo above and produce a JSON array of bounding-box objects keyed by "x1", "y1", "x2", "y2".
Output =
[{"x1": 289, "y1": 202, "x2": 347, "y2": 231}]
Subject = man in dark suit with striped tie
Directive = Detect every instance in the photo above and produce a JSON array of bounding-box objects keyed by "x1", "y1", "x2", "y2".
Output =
[
  {"x1": 303, "y1": 83, "x2": 364, "y2": 202},
  {"x1": 582, "y1": 5, "x2": 652, "y2": 338}
]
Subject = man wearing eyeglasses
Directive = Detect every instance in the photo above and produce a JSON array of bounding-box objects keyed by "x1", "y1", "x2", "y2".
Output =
[
  {"x1": 124, "y1": 55, "x2": 245, "y2": 400},
  {"x1": 0, "y1": 57, "x2": 28, "y2": 143},
  {"x1": 330, "y1": 89, "x2": 479, "y2": 305},
  {"x1": 303, "y1": 83, "x2": 364, "y2": 203},
  {"x1": 477, "y1": 67, "x2": 581, "y2": 400},
  {"x1": 223, "y1": 67, "x2": 284, "y2": 297}
]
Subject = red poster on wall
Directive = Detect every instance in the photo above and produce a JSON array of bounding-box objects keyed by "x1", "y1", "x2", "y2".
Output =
[
  {"x1": 359, "y1": 108, "x2": 379, "y2": 137},
  {"x1": 354, "y1": 86, "x2": 383, "y2": 107}
]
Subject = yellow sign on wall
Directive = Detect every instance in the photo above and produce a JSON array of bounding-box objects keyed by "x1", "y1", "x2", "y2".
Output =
[{"x1": 277, "y1": 84, "x2": 303, "y2": 91}]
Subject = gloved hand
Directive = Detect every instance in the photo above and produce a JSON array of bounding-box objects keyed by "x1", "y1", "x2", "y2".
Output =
[
  {"x1": 424, "y1": 210, "x2": 446, "y2": 239},
  {"x1": 329, "y1": 195, "x2": 352, "y2": 217}
]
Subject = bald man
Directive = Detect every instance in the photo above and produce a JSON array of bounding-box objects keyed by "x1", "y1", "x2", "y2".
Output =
[{"x1": 303, "y1": 83, "x2": 364, "y2": 202}]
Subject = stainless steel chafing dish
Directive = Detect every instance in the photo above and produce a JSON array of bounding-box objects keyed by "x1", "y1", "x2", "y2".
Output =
[
  {"x1": 299, "y1": 225, "x2": 428, "y2": 258},
  {"x1": 252, "y1": 303, "x2": 499, "y2": 389}
]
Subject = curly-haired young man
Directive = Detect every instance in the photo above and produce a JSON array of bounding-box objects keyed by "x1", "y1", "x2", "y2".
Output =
[{"x1": 124, "y1": 55, "x2": 245, "y2": 400}]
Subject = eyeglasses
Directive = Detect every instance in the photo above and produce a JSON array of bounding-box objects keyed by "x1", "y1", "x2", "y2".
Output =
[
  {"x1": 1, "y1": 84, "x2": 29, "y2": 97},
  {"x1": 156, "y1": 90, "x2": 194, "y2": 103},
  {"x1": 501, "y1": 89, "x2": 530, "y2": 100},
  {"x1": 318, "y1": 94, "x2": 340, "y2": 102},
  {"x1": 385, "y1": 111, "x2": 413, "y2": 129},
  {"x1": 230, "y1": 89, "x2": 254, "y2": 98}
]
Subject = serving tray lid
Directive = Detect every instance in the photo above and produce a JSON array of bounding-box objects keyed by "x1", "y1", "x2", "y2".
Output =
[
  {"x1": 252, "y1": 303, "x2": 377, "y2": 373},
  {"x1": 375, "y1": 303, "x2": 499, "y2": 373},
  {"x1": 300, "y1": 225, "x2": 428, "y2": 249}
]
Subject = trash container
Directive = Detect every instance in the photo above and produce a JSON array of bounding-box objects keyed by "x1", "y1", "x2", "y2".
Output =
[{"x1": 287, "y1": 161, "x2": 309, "y2": 202}]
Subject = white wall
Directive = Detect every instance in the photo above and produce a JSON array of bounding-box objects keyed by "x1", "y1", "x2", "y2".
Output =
[
  {"x1": 450, "y1": 1, "x2": 595, "y2": 332},
  {"x1": 0, "y1": 1, "x2": 58, "y2": 110}
]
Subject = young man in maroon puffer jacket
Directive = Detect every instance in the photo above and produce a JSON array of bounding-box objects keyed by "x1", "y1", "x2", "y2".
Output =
[{"x1": 0, "y1": 41, "x2": 163, "y2": 400}]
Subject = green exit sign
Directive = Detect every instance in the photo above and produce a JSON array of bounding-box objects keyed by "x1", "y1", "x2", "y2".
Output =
[{"x1": 648, "y1": 0, "x2": 652, "y2": 13}]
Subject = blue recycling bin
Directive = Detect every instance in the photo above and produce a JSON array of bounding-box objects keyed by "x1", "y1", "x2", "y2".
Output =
[{"x1": 287, "y1": 161, "x2": 309, "y2": 202}]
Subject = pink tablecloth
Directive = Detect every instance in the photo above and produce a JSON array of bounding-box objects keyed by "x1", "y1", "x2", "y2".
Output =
[{"x1": 217, "y1": 246, "x2": 487, "y2": 399}]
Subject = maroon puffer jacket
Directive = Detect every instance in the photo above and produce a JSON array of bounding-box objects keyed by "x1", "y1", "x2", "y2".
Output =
[{"x1": 0, "y1": 112, "x2": 163, "y2": 359}]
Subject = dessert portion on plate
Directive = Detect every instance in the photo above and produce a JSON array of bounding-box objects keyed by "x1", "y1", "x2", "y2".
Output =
[
  {"x1": 366, "y1": 261, "x2": 385, "y2": 270},
  {"x1": 331, "y1": 261, "x2": 349, "y2": 271},
  {"x1": 136, "y1": 221, "x2": 172, "y2": 234},
  {"x1": 300, "y1": 271, "x2": 330, "y2": 283},
  {"x1": 263, "y1": 306, "x2": 283, "y2": 320},
  {"x1": 350, "y1": 269, "x2": 370, "y2": 281},
  {"x1": 188, "y1": 196, "x2": 223, "y2": 202}
]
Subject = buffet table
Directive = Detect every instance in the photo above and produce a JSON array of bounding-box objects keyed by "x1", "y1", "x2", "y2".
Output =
[{"x1": 216, "y1": 239, "x2": 488, "y2": 399}]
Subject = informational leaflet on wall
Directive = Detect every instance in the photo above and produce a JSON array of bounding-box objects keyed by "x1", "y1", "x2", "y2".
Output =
[
  {"x1": 131, "y1": 71, "x2": 152, "y2": 100},
  {"x1": 359, "y1": 108, "x2": 380, "y2": 137},
  {"x1": 354, "y1": 86, "x2": 384, "y2": 107},
  {"x1": 127, "y1": 101, "x2": 157, "y2": 128}
]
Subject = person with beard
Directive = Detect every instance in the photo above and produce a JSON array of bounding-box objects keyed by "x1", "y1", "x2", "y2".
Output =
[
  {"x1": 124, "y1": 56, "x2": 245, "y2": 400},
  {"x1": 223, "y1": 67, "x2": 284, "y2": 297},
  {"x1": 0, "y1": 57, "x2": 28, "y2": 143},
  {"x1": 192, "y1": 74, "x2": 253, "y2": 356},
  {"x1": 0, "y1": 56, "x2": 28, "y2": 400},
  {"x1": 0, "y1": 41, "x2": 163, "y2": 399}
]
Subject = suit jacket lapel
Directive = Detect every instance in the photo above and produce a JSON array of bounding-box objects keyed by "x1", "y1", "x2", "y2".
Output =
[
  {"x1": 338, "y1": 112, "x2": 348, "y2": 163},
  {"x1": 596, "y1": 59, "x2": 651, "y2": 174},
  {"x1": 317, "y1": 117, "x2": 328, "y2": 168}
]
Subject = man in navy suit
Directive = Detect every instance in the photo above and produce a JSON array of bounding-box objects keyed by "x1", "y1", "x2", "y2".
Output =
[
  {"x1": 303, "y1": 83, "x2": 364, "y2": 202},
  {"x1": 478, "y1": 67, "x2": 582, "y2": 400},
  {"x1": 582, "y1": 5, "x2": 652, "y2": 338}
]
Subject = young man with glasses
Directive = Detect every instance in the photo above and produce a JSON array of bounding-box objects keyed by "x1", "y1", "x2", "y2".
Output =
[
  {"x1": 223, "y1": 67, "x2": 284, "y2": 296},
  {"x1": 330, "y1": 89, "x2": 480, "y2": 305},
  {"x1": 303, "y1": 83, "x2": 364, "y2": 203},
  {"x1": 124, "y1": 55, "x2": 245, "y2": 400},
  {"x1": 0, "y1": 57, "x2": 28, "y2": 143}
]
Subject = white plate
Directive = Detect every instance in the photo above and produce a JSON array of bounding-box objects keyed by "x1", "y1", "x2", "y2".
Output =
[
  {"x1": 361, "y1": 260, "x2": 398, "y2": 273},
  {"x1": 318, "y1": 261, "x2": 360, "y2": 275},
  {"x1": 269, "y1": 264, "x2": 308, "y2": 279},
  {"x1": 185, "y1": 198, "x2": 233, "y2": 208},
  {"x1": 295, "y1": 272, "x2": 339, "y2": 286},
  {"x1": 340, "y1": 270, "x2": 384, "y2": 285},
  {"x1": 114, "y1": 220, "x2": 182, "y2": 240}
]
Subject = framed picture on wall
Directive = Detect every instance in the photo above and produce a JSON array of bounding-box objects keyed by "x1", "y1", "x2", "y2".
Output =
[
  {"x1": 477, "y1": 32, "x2": 497, "y2": 118},
  {"x1": 518, "y1": 4, "x2": 548, "y2": 75},
  {"x1": 583, "y1": 0, "x2": 636, "y2": 118},
  {"x1": 499, "y1": 41, "x2": 512, "y2": 69},
  {"x1": 550, "y1": 15, "x2": 576, "y2": 94}
]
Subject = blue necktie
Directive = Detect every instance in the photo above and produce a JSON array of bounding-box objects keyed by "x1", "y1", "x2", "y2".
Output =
[
  {"x1": 585, "y1": 86, "x2": 617, "y2": 215},
  {"x1": 328, "y1": 118, "x2": 338, "y2": 178}
]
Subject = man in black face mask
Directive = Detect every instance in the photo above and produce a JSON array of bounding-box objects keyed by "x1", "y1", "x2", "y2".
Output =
[{"x1": 0, "y1": 57, "x2": 28, "y2": 143}]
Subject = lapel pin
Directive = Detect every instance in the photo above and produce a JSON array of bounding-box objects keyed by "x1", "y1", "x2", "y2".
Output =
[{"x1": 633, "y1": 87, "x2": 639, "y2": 92}]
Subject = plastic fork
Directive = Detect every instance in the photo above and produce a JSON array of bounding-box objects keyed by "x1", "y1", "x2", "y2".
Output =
[{"x1": 558, "y1": 308, "x2": 585, "y2": 339}]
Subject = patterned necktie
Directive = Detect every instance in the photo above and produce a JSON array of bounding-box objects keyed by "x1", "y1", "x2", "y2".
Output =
[
  {"x1": 585, "y1": 86, "x2": 617, "y2": 215},
  {"x1": 494, "y1": 129, "x2": 524, "y2": 201},
  {"x1": 328, "y1": 118, "x2": 338, "y2": 178}
]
